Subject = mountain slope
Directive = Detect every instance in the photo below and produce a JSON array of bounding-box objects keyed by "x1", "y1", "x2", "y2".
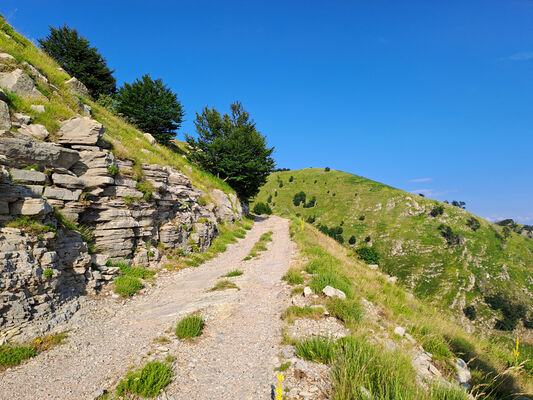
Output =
[{"x1": 255, "y1": 168, "x2": 533, "y2": 330}]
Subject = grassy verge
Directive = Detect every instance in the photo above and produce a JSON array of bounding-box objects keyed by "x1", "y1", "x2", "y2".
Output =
[
  {"x1": 243, "y1": 231, "x2": 273, "y2": 260},
  {"x1": 281, "y1": 306, "x2": 324, "y2": 324},
  {"x1": 0, "y1": 333, "x2": 67, "y2": 370}
]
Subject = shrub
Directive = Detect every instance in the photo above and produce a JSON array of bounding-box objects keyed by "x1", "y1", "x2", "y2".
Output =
[
  {"x1": 430, "y1": 205, "x2": 444, "y2": 217},
  {"x1": 293, "y1": 191, "x2": 306, "y2": 206},
  {"x1": 466, "y1": 217, "x2": 481, "y2": 231},
  {"x1": 317, "y1": 223, "x2": 344, "y2": 243},
  {"x1": 355, "y1": 246, "x2": 380, "y2": 265},
  {"x1": 306, "y1": 215, "x2": 316, "y2": 224},
  {"x1": 116, "y1": 361, "x2": 173, "y2": 398},
  {"x1": 175, "y1": 315, "x2": 204, "y2": 339},
  {"x1": 359, "y1": 215, "x2": 365, "y2": 221},
  {"x1": 326, "y1": 298, "x2": 363, "y2": 324},
  {"x1": 0, "y1": 345, "x2": 37, "y2": 368},
  {"x1": 282, "y1": 268, "x2": 304, "y2": 285},
  {"x1": 43, "y1": 269, "x2": 53, "y2": 279},
  {"x1": 303, "y1": 196, "x2": 316, "y2": 208},
  {"x1": 295, "y1": 336, "x2": 337, "y2": 364},
  {"x1": 438, "y1": 224, "x2": 462, "y2": 247},
  {"x1": 120, "y1": 265, "x2": 156, "y2": 280},
  {"x1": 107, "y1": 165, "x2": 119, "y2": 176},
  {"x1": 463, "y1": 305, "x2": 476, "y2": 321},
  {"x1": 38, "y1": 25, "x2": 116, "y2": 97},
  {"x1": 136, "y1": 180, "x2": 153, "y2": 201},
  {"x1": 114, "y1": 276, "x2": 143, "y2": 297},
  {"x1": 222, "y1": 269, "x2": 243, "y2": 278},
  {"x1": 325, "y1": 167, "x2": 330, "y2": 172},
  {"x1": 6, "y1": 216, "x2": 56, "y2": 236},
  {"x1": 252, "y1": 202, "x2": 272, "y2": 215},
  {"x1": 348, "y1": 235, "x2": 356, "y2": 245},
  {"x1": 267, "y1": 194, "x2": 272, "y2": 203},
  {"x1": 484, "y1": 293, "x2": 527, "y2": 331},
  {"x1": 289, "y1": 176, "x2": 294, "y2": 182},
  {"x1": 116, "y1": 74, "x2": 184, "y2": 145}
]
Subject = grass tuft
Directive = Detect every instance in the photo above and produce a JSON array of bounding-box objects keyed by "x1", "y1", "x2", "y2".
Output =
[
  {"x1": 221, "y1": 269, "x2": 243, "y2": 278},
  {"x1": 281, "y1": 306, "x2": 323, "y2": 324},
  {"x1": 209, "y1": 279, "x2": 239, "y2": 291},
  {"x1": 295, "y1": 336, "x2": 337, "y2": 364},
  {"x1": 114, "y1": 276, "x2": 143, "y2": 297},
  {"x1": 175, "y1": 315, "x2": 205, "y2": 339},
  {"x1": 282, "y1": 268, "x2": 305, "y2": 285},
  {"x1": 116, "y1": 361, "x2": 173, "y2": 398}
]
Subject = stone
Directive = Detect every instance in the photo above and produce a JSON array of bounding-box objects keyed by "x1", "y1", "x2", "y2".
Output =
[
  {"x1": 43, "y1": 187, "x2": 82, "y2": 201},
  {"x1": 367, "y1": 264, "x2": 379, "y2": 270},
  {"x1": 23, "y1": 62, "x2": 48, "y2": 83},
  {"x1": 65, "y1": 77, "x2": 89, "y2": 98},
  {"x1": 10, "y1": 198, "x2": 52, "y2": 216},
  {"x1": 212, "y1": 189, "x2": 242, "y2": 222},
  {"x1": 0, "y1": 137, "x2": 79, "y2": 169},
  {"x1": 0, "y1": 69, "x2": 46, "y2": 98},
  {"x1": 0, "y1": 100, "x2": 10, "y2": 130},
  {"x1": 387, "y1": 275, "x2": 398, "y2": 284},
  {"x1": 0, "y1": 201, "x2": 9, "y2": 214},
  {"x1": 394, "y1": 326, "x2": 406, "y2": 337},
  {"x1": 13, "y1": 113, "x2": 31, "y2": 125},
  {"x1": 58, "y1": 117, "x2": 105, "y2": 145},
  {"x1": 322, "y1": 285, "x2": 346, "y2": 300},
  {"x1": 455, "y1": 358, "x2": 471, "y2": 389},
  {"x1": 10, "y1": 168, "x2": 46, "y2": 185},
  {"x1": 18, "y1": 124, "x2": 49, "y2": 140},
  {"x1": 303, "y1": 286, "x2": 313, "y2": 297},
  {"x1": 143, "y1": 132, "x2": 157, "y2": 145},
  {"x1": 82, "y1": 175, "x2": 114, "y2": 188},
  {"x1": 404, "y1": 333, "x2": 417, "y2": 344},
  {"x1": 30, "y1": 104, "x2": 45, "y2": 113},
  {"x1": 51, "y1": 173, "x2": 86, "y2": 189},
  {"x1": 82, "y1": 104, "x2": 91, "y2": 115},
  {"x1": 0, "y1": 53, "x2": 16, "y2": 63}
]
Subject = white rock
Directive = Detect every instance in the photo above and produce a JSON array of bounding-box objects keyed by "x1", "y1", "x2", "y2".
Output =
[
  {"x1": 58, "y1": 117, "x2": 105, "y2": 145},
  {"x1": 394, "y1": 326, "x2": 406, "y2": 337},
  {"x1": 10, "y1": 168, "x2": 46, "y2": 184},
  {"x1": 13, "y1": 113, "x2": 30, "y2": 124},
  {"x1": 387, "y1": 275, "x2": 398, "y2": 284},
  {"x1": 10, "y1": 198, "x2": 52, "y2": 216},
  {"x1": 30, "y1": 104, "x2": 45, "y2": 113},
  {"x1": 0, "y1": 69, "x2": 46, "y2": 98},
  {"x1": 0, "y1": 100, "x2": 10, "y2": 130},
  {"x1": 52, "y1": 173, "x2": 86, "y2": 189},
  {"x1": 367, "y1": 264, "x2": 379, "y2": 270},
  {"x1": 303, "y1": 286, "x2": 313, "y2": 297},
  {"x1": 143, "y1": 132, "x2": 157, "y2": 145},
  {"x1": 322, "y1": 285, "x2": 346, "y2": 300},
  {"x1": 19, "y1": 124, "x2": 49, "y2": 140},
  {"x1": 65, "y1": 77, "x2": 89, "y2": 98},
  {"x1": 43, "y1": 186, "x2": 82, "y2": 201}
]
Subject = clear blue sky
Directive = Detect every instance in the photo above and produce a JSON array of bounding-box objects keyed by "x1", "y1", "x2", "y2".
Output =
[{"x1": 2, "y1": 1, "x2": 532, "y2": 223}]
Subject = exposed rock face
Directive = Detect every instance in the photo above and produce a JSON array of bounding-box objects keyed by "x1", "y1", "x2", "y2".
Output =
[
  {"x1": 0, "y1": 99, "x2": 10, "y2": 130},
  {"x1": 18, "y1": 123, "x2": 49, "y2": 140},
  {"x1": 0, "y1": 128, "x2": 241, "y2": 340},
  {"x1": 212, "y1": 189, "x2": 243, "y2": 222},
  {"x1": 0, "y1": 69, "x2": 46, "y2": 99},
  {"x1": 64, "y1": 77, "x2": 89, "y2": 98}
]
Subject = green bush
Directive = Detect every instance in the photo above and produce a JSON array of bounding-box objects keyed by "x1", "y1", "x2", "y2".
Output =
[
  {"x1": 355, "y1": 246, "x2": 380, "y2": 265},
  {"x1": 43, "y1": 269, "x2": 54, "y2": 279},
  {"x1": 114, "y1": 276, "x2": 143, "y2": 297},
  {"x1": 209, "y1": 279, "x2": 239, "y2": 291},
  {"x1": 430, "y1": 205, "x2": 444, "y2": 217},
  {"x1": 348, "y1": 235, "x2": 356, "y2": 245},
  {"x1": 116, "y1": 361, "x2": 173, "y2": 398},
  {"x1": 107, "y1": 165, "x2": 119, "y2": 176},
  {"x1": 466, "y1": 217, "x2": 481, "y2": 231},
  {"x1": 463, "y1": 305, "x2": 476, "y2": 321},
  {"x1": 438, "y1": 224, "x2": 462, "y2": 247},
  {"x1": 295, "y1": 336, "x2": 337, "y2": 364},
  {"x1": 0, "y1": 345, "x2": 37, "y2": 367},
  {"x1": 252, "y1": 202, "x2": 272, "y2": 215},
  {"x1": 175, "y1": 315, "x2": 204, "y2": 339},
  {"x1": 293, "y1": 191, "x2": 306, "y2": 206}
]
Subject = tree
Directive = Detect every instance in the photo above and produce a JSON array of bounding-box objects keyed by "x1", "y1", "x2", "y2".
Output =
[
  {"x1": 186, "y1": 102, "x2": 275, "y2": 199},
  {"x1": 38, "y1": 25, "x2": 116, "y2": 98},
  {"x1": 293, "y1": 191, "x2": 306, "y2": 206},
  {"x1": 115, "y1": 75, "x2": 184, "y2": 145},
  {"x1": 348, "y1": 235, "x2": 356, "y2": 245},
  {"x1": 252, "y1": 202, "x2": 272, "y2": 215}
]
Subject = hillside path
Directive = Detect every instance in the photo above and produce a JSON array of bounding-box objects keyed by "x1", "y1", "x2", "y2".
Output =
[{"x1": 0, "y1": 216, "x2": 293, "y2": 400}]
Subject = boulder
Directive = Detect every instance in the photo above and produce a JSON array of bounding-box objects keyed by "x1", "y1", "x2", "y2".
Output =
[
  {"x1": 394, "y1": 326, "x2": 406, "y2": 337},
  {"x1": 10, "y1": 198, "x2": 52, "y2": 216},
  {"x1": 322, "y1": 285, "x2": 346, "y2": 300},
  {"x1": 212, "y1": 188, "x2": 242, "y2": 222},
  {"x1": 455, "y1": 358, "x2": 471, "y2": 390},
  {"x1": 58, "y1": 117, "x2": 105, "y2": 145},
  {"x1": 0, "y1": 69, "x2": 46, "y2": 99},
  {"x1": 19, "y1": 124, "x2": 49, "y2": 140},
  {"x1": 23, "y1": 62, "x2": 48, "y2": 84},
  {"x1": 303, "y1": 286, "x2": 313, "y2": 297},
  {"x1": 51, "y1": 173, "x2": 86, "y2": 189},
  {"x1": 65, "y1": 77, "x2": 89, "y2": 98},
  {"x1": 0, "y1": 137, "x2": 79, "y2": 169},
  {"x1": 30, "y1": 104, "x2": 45, "y2": 113},
  {"x1": 10, "y1": 168, "x2": 46, "y2": 185},
  {"x1": 143, "y1": 132, "x2": 157, "y2": 145},
  {"x1": 0, "y1": 100, "x2": 10, "y2": 130},
  {"x1": 13, "y1": 113, "x2": 31, "y2": 125},
  {"x1": 43, "y1": 187, "x2": 82, "y2": 201}
]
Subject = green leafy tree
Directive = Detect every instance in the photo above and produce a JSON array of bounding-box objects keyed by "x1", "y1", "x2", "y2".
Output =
[
  {"x1": 38, "y1": 25, "x2": 116, "y2": 98},
  {"x1": 116, "y1": 75, "x2": 184, "y2": 145},
  {"x1": 186, "y1": 102, "x2": 275, "y2": 199}
]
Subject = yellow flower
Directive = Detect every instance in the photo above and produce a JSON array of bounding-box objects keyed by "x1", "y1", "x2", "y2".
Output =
[{"x1": 277, "y1": 373, "x2": 284, "y2": 382}]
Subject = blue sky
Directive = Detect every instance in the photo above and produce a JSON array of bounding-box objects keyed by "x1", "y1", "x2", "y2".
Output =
[{"x1": 2, "y1": 1, "x2": 532, "y2": 223}]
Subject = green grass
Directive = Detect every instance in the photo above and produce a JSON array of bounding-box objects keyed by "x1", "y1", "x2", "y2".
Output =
[
  {"x1": 429, "y1": 383, "x2": 470, "y2": 400},
  {"x1": 281, "y1": 306, "x2": 323, "y2": 324},
  {"x1": 326, "y1": 298, "x2": 363, "y2": 324},
  {"x1": 244, "y1": 231, "x2": 273, "y2": 259},
  {"x1": 255, "y1": 168, "x2": 533, "y2": 323},
  {"x1": 221, "y1": 269, "x2": 243, "y2": 278},
  {"x1": 114, "y1": 276, "x2": 143, "y2": 297},
  {"x1": 6, "y1": 216, "x2": 56, "y2": 235},
  {"x1": 0, "y1": 345, "x2": 36, "y2": 368},
  {"x1": 175, "y1": 315, "x2": 205, "y2": 339},
  {"x1": 309, "y1": 268, "x2": 353, "y2": 299},
  {"x1": 275, "y1": 361, "x2": 292, "y2": 372},
  {"x1": 294, "y1": 336, "x2": 337, "y2": 364},
  {"x1": 116, "y1": 361, "x2": 173, "y2": 398},
  {"x1": 209, "y1": 279, "x2": 239, "y2": 291},
  {"x1": 282, "y1": 268, "x2": 305, "y2": 285}
]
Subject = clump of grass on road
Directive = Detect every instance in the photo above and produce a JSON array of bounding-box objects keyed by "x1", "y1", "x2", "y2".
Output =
[
  {"x1": 282, "y1": 268, "x2": 304, "y2": 285},
  {"x1": 243, "y1": 231, "x2": 273, "y2": 260},
  {"x1": 116, "y1": 361, "x2": 173, "y2": 398},
  {"x1": 114, "y1": 275, "x2": 143, "y2": 297},
  {"x1": 209, "y1": 279, "x2": 239, "y2": 291},
  {"x1": 175, "y1": 315, "x2": 205, "y2": 339},
  {"x1": 221, "y1": 269, "x2": 243, "y2": 278}
]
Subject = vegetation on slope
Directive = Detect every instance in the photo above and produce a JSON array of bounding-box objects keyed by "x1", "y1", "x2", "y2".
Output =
[
  {"x1": 286, "y1": 216, "x2": 533, "y2": 399},
  {"x1": 256, "y1": 168, "x2": 533, "y2": 331}
]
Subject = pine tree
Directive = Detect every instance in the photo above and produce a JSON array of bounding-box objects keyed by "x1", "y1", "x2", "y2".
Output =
[
  {"x1": 39, "y1": 25, "x2": 116, "y2": 98},
  {"x1": 186, "y1": 102, "x2": 275, "y2": 199},
  {"x1": 115, "y1": 75, "x2": 184, "y2": 145}
]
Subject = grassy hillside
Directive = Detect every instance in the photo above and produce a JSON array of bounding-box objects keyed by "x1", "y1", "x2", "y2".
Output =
[
  {"x1": 0, "y1": 16, "x2": 233, "y2": 197},
  {"x1": 286, "y1": 216, "x2": 533, "y2": 399},
  {"x1": 255, "y1": 168, "x2": 533, "y2": 331}
]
